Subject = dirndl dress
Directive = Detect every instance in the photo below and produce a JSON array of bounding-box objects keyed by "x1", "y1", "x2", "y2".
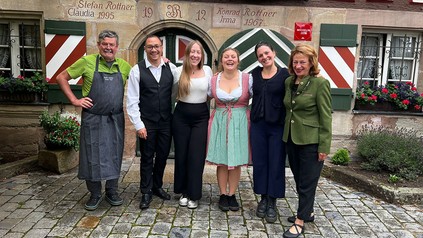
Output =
[{"x1": 206, "y1": 72, "x2": 251, "y2": 169}]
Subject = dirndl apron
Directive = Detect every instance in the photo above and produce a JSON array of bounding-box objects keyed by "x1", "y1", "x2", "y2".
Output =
[{"x1": 78, "y1": 56, "x2": 125, "y2": 181}]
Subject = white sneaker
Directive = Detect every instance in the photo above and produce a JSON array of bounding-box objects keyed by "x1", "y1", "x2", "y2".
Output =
[
  {"x1": 179, "y1": 195, "x2": 188, "y2": 207},
  {"x1": 187, "y1": 200, "x2": 198, "y2": 209}
]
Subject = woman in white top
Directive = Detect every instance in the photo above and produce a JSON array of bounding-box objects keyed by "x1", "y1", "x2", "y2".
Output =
[{"x1": 172, "y1": 40, "x2": 213, "y2": 209}]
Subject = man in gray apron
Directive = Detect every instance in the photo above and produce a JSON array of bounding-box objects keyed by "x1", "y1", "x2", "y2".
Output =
[{"x1": 56, "y1": 30, "x2": 132, "y2": 211}]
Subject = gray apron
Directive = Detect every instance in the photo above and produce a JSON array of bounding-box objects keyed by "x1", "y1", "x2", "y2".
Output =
[{"x1": 78, "y1": 56, "x2": 124, "y2": 181}]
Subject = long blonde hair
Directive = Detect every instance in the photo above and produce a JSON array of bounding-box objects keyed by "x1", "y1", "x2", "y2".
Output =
[{"x1": 177, "y1": 40, "x2": 205, "y2": 99}]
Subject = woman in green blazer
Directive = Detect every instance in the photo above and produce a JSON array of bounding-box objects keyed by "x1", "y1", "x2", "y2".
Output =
[{"x1": 282, "y1": 44, "x2": 332, "y2": 238}]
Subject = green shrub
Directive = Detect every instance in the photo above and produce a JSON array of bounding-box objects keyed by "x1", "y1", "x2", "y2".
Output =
[
  {"x1": 356, "y1": 125, "x2": 423, "y2": 180},
  {"x1": 331, "y1": 148, "x2": 351, "y2": 165},
  {"x1": 388, "y1": 174, "x2": 401, "y2": 183}
]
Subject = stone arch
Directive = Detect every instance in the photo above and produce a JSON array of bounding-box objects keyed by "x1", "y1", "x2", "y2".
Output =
[{"x1": 129, "y1": 19, "x2": 218, "y2": 66}]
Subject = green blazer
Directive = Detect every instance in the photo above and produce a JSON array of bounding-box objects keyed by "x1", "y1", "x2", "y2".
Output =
[{"x1": 282, "y1": 75, "x2": 332, "y2": 154}]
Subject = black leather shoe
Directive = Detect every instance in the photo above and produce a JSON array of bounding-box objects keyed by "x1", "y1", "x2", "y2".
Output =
[
  {"x1": 85, "y1": 195, "x2": 103, "y2": 211},
  {"x1": 256, "y1": 195, "x2": 268, "y2": 218},
  {"x1": 287, "y1": 214, "x2": 315, "y2": 223},
  {"x1": 139, "y1": 194, "x2": 153, "y2": 209},
  {"x1": 152, "y1": 188, "x2": 171, "y2": 200},
  {"x1": 265, "y1": 197, "x2": 277, "y2": 223},
  {"x1": 105, "y1": 193, "x2": 123, "y2": 206}
]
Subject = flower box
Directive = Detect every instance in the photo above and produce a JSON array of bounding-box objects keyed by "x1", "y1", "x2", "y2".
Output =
[
  {"x1": 0, "y1": 72, "x2": 48, "y2": 103},
  {"x1": 354, "y1": 100, "x2": 422, "y2": 113},
  {"x1": 356, "y1": 81, "x2": 423, "y2": 112},
  {"x1": 0, "y1": 90, "x2": 41, "y2": 103}
]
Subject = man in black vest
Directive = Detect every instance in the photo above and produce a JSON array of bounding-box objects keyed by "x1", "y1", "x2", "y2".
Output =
[{"x1": 126, "y1": 35, "x2": 178, "y2": 209}]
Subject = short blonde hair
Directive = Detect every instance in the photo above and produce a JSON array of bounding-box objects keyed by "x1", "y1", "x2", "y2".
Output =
[{"x1": 288, "y1": 44, "x2": 320, "y2": 76}]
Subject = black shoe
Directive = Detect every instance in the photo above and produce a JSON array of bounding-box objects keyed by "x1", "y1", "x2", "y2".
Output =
[
  {"x1": 256, "y1": 195, "x2": 268, "y2": 218},
  {"x1": 228, "y1": 194, "x2": 239, "y2": 211},
  {"x1": 152, "y1": 188, "x2": 171, "y2": 200},
  {"x1": 139, "y1": 193, "x2": 153, "y2": 209},
  {"x1": 85, "y1": 195, "x2": 103, "y2": 211},
  {"x1": 287, "y1": 214, "x2": 315, "y2": 223},
  {"x1": 265, "y1": 197, "x2": 277, "y2": 223},
  {"x1": 218, "y1": 194, "x2": 229, "y2": 211},
  {"x1": 283, "y1": 223, "x2": 304, "y2": 238},
  {"x1": 105, "y1": 193, "x2": 123, "y2": 206}
]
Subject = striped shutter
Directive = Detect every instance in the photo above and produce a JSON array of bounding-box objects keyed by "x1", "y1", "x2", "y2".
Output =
[
  {"x1": 45, "y1": 20, "x2": 86, "y2": 85},
  {"x1": 45, "y1": 20, "x2": 85, "y2": 103},
  {"x1": 320, "y1": 24, "x2": 358, "y2": 110},
  {"x1": 219, "y1": 28, "x2": 295, "y2": 73}
]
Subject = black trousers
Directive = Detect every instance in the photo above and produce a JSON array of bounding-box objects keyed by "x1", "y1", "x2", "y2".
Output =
[
  {"x1": 172, "y1": 101, "x2": 209, "y2": 200},
  {"x1": 139, "y1": 118, "x2": 172, "y2": 194},
  {"x1": 86, "y1": 179, "x2": 119, "y2": 197},
  {"x1": 286, "y1": 135, "x2": 323, "y2": 220},
  {"x1": 250, "y1": 120, "x2": 286, "y2": 198}
]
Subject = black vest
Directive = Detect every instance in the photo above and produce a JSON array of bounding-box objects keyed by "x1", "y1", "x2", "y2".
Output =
[
  {"x1": 138, "y1": 60, "x2": 173, "y2": 123},
  {"x1": 250, "y1": 66, "x2": 289, "y2": 125}
]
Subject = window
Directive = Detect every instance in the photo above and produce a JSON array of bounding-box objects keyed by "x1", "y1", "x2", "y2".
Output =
[
  {"x1": 0, "y1": 21, "x2": 41, "y2": 78},
  {"x1": 357, "y1": 31, "x2": 421, "y2": 87}
]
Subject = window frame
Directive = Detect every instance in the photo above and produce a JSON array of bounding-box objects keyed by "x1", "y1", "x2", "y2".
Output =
[
  {"x1": 0, "y1": 11, "x2": 43, "y2": 78},
  {"x1": 358, "y1": 29, "x2": 422, "y2": 87}
]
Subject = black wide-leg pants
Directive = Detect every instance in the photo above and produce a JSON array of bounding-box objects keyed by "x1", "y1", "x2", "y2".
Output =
[
  {"x1": 172, "y1": 101, "x2": 209, "y2": 200},
  {"x1": 250, "y1": 120, "x2": 286, "y2": 198}
]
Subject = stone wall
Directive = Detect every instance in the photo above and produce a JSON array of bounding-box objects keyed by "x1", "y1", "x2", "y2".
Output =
[{"x1": 0, "y1": 104, "x2": 48, "y2": 163}]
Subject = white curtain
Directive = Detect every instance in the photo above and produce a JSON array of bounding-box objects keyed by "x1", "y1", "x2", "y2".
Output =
[
  {"x1": 0, "y1": 24, "x2": 10, "y2": 71},
  {"x1": 357, "y1": 35, "x2": 380, "y2": 80},
  {"x1": 388, "y1": 36, "x2": 414, "y2": 81}
]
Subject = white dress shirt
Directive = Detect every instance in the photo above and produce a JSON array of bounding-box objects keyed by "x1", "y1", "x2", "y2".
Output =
[{"x1": 126, "y1": 58, "x2": 179, "y2": 131}]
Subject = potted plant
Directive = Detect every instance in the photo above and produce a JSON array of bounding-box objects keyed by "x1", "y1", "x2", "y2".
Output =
[
  {"x1": 0, "y1": 72, "x2": 49, "y2": 103},
  {"x1": 355, "y1": 81, "x2": 423, "y2": 112},
  {"x1": 38, "y1": 110, "x2": 81, "y2": 174}
]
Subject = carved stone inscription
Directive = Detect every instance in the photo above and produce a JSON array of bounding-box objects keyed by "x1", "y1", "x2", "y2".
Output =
[
  {"x1": 212, "y1": 6, "x2": 278, "y2": 28},
  {"x1": 65, "y1": 1, "x2": 278, "y2": 29},
  {"x1": 67, "y1": 0, "x2": 135, "y2": 20}
]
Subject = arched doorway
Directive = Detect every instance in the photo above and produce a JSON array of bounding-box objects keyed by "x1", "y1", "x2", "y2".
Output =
[{"x1": 130, "y1": 20, "x2": 217, "y2": 68}]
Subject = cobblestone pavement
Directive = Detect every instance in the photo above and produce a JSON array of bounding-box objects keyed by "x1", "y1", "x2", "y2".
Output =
[{"x1": 0, "y1": 157, "x2": 422, "y2": 238}]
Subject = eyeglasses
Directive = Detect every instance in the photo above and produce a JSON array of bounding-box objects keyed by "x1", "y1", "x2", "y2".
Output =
[{"x1": 145, "y1": 44, "x2": 162, "y2": 50}]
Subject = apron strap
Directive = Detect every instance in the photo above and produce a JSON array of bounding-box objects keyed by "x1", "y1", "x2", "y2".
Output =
[{"x1": 95, "y1": 55, "x2": 121, "y2": 73}]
